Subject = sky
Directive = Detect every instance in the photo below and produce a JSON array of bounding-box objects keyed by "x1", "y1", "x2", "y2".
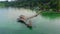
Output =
[{"x1": 0, "y1": 0, "x2": 15, "y2": 1}]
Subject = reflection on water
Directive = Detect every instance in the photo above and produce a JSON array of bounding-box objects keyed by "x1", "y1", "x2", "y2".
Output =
[
  {"x1": 0, "y1": 7, "x2": 60, "y2": 34},
  {"x1": 41, "y1": 13, "x2": 60, "y2": 19}
]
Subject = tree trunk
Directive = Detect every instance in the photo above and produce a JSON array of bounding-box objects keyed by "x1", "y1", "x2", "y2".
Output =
[{"x1": 57, "y1": 0, "x2": 60, "y2": 12}]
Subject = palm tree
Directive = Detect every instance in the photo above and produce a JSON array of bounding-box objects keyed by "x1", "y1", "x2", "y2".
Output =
[{"x1": 57, "y1": 0, "x2": 60, "y2": 12}]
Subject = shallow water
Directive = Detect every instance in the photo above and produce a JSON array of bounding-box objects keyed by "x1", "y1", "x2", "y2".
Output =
[{"x1": 0, "y1": 7, "x2": 60, "y2": 34}]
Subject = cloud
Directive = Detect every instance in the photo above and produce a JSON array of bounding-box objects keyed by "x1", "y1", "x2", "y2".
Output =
[{"x1": 0, "y1": 0, "x2": 6, "y2": 1}]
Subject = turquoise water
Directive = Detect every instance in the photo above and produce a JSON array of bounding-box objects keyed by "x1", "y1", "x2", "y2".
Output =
[{"x1": 0, "y1": 7, "x2": 60, "y2": 34}]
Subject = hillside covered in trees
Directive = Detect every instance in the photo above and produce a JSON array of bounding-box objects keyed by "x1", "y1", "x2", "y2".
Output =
[{"x1": 0, "y1": 0, "x2": 59, "y2": 12}]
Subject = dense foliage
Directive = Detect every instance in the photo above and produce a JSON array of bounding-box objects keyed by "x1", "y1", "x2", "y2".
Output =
[{"x1": 0, "y1": 0, "x2": 59, "y2": 11}]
